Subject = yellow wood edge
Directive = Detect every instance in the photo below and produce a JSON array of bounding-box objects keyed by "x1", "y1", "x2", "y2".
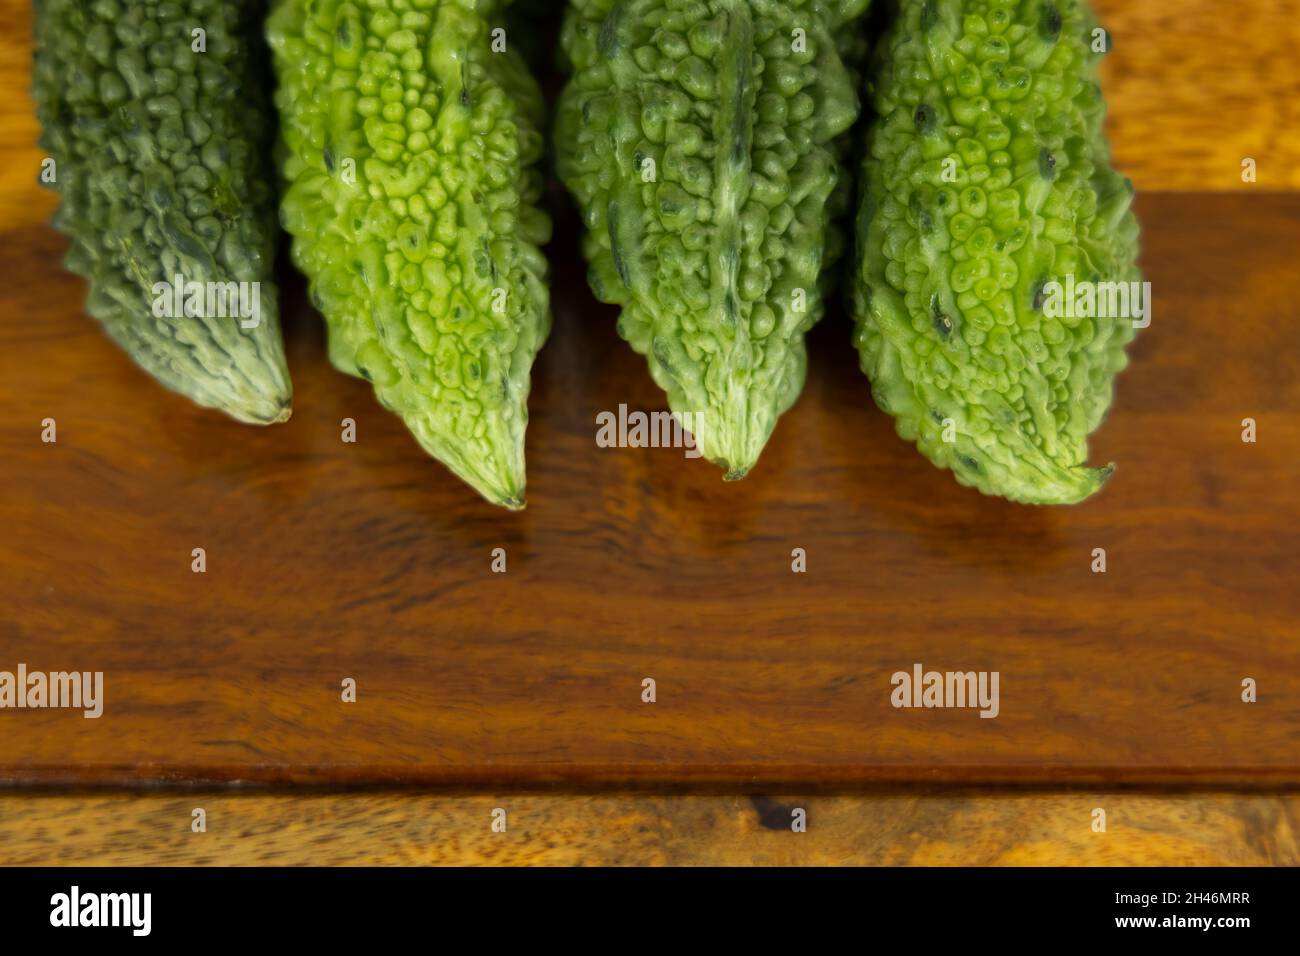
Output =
[{"x1": 1, "y1": 792, "x2": 1296, "y2": 866}]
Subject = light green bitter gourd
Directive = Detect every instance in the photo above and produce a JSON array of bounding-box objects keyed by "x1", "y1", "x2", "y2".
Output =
[
  {"x1": 270, "y1": 0, "x2": 552, "y2": 508},
  {"x1": 852, "y1": 0, "x2": 1141, "y2": 504},
  {"x1": 557, "y1": 0, "x2": 871, "y2": 478}
]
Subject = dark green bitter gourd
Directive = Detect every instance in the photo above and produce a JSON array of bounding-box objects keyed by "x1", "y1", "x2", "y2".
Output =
[
  {"x1": 557, "y1": 0, "x2": 871, "y2": 478},
  {"x1": 34, "y1": 0, "x2": 292, "y2": 424},
  {"x1": 852, "y1": 0, "x2": 1141, "y2": 504},
  {"x1": 270, "y1": 0, "x2": 551, "y2": 509}
]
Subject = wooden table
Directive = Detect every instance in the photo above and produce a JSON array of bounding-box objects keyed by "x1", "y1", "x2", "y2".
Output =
[{"x1": 1, "y1": 0, "x2": 1297, "y2": 865}]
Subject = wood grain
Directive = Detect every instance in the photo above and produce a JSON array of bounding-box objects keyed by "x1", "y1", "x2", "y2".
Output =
[
  {"x1": 1, "y1": 791, "x2": 1295, "y2": 866},
  {"x1": 4, "y1": 3, "x2": 1297, "y2": 872},
  {"x1": 1, "y1": 2, "x2": 1298, "y2": 795},
  {"x1": 0, "y1": 1, "x2": 1297, "y2": 200},
  {"x1": 1092, "y1": 0, "x2": 1300, "y2": 191},
  {"x1": 1, "y1": 191, "x2": 1298, "y2": 787}
]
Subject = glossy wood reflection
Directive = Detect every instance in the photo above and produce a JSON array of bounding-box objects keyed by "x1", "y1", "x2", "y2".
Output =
[
  {"x1": 1, "y1": 192, "x2": 1297, "y2": 786},
  {"x1": 1, "y1": 0, "x2": 1298, "y2": 790}
]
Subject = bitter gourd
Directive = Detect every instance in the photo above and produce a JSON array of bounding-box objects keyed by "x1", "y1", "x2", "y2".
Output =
[
  {"x1": 269, "y1": 0, "x2": 551, "y2": 509},
  {"x1": 33, "y1": 0, "x2": 292, "y2": 424},
  {"x1": 557, "y1": 0, "x2": 871, "y2": 478},
  {"x1": 852, "y1": 0, "x2": 1141, "y2": 504}
]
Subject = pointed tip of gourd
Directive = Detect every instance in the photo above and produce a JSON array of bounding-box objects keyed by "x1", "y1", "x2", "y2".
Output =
[
  {"x1": 1027, "y1": 461, "x2": 1115, "y2": 505},
  {"x1": 958, "y1": 441, "x2": 1116, "y2": 505},
  {"x1": 705, "y1": 443, "x2": 757, "y2": 481},
  {"x1": 453, "y1": 461, "x2": 528, "y2": 512},
  {"x1": 1069, "y1": 461, "x2": 1115, "y2": 502},
  {"x1": 710, "y1": 448, "x2": 759, "y2": 482},
  {"x1": 451, "y1": 466, "x2": 528, "y2": 512},
  {"x1": 224, "y1": 394, "x2": 293, "y2": 426},
  {"x1": 698, "y1": 415, "x2": 769, "y2": 483},
  {"x1": 254, "y1": 401, "x2": 293, "y2": 425},
  {"x1": 401, "y1": 410, "x2": 530, "y2": 511},
  {"x1": 440, "y1": 437, "x2": 530, "y2": 512}
]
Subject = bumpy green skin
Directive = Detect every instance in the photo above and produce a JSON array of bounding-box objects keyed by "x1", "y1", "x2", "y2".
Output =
[
  {"x1": 33, "y1": 0, "x2": 291, "y2": 424},
  {"x1": 557, "y1": 0, "x2": 870, "y2": 478},
  {"x1": 853, "y1": 0, "x2": 1140, "y2": 504},
  {"x1": 269, "y1": 0, "x2": 551, "y2": 509}
]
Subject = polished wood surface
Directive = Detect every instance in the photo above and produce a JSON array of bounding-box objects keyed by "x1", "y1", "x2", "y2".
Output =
[
  {"x1": 1, "y1": 791, "x2": 1295, "y2": 865},
  {"x1": 1096, "y1": 0, "x2": 1300, "y2": 191},
  {"x1": 2, "y1": 0, "x2": 1298, "y2": 830},
  {"x1": 2, "y1": 190, "x2": 1297, "y2": 787}
]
